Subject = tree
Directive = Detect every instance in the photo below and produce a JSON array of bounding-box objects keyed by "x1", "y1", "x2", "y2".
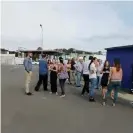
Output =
[
  {"x1": 37, "y1": 47, "x2": 43, "y2": 51},
  {"x1": 67, "y1": 48, "x2": 74, "y2": 53},
  {"x1": 62, "y1": 48, "x2": 67, "y2": 52},
  {"x1": 98, "y1": 51, "x2": 102, "y2": 55}
]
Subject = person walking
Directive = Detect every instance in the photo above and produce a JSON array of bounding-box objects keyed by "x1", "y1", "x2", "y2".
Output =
[
  {"x1": 49, "y1": 59, "x2": 58, "y2": 95},
  {"x1": 101, "y1": 60, "x2": 110, "y2": 101},
  {"x1": 35, "y1": 54, "x2": 48, "y2": 91},
  {"x1": 88, "y1": 57, "x2": 97, "y2": 102},
  {"x1": 58, "y1": 58, "x2": 69, "y2": 98},
  {"x1": 81, "y1": 58, "x2": 90, "y2": 96},
  {"x1": 23, "y1": 52, "x2": 33, "y2": 95},
  {"x1": 103, "y1": 60, "x2": 123, "y2": 106}
]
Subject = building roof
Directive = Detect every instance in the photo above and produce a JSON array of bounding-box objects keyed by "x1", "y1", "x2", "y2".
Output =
[
  {"x1": 105, "y1": 44, "x2": 133, "y2": 50},
  {"x1": 0, "y1": 48, "x2": 9, "y2": 52},
  {"x1": 19, "y1": 50, "x2": 63, "y2": 55}
]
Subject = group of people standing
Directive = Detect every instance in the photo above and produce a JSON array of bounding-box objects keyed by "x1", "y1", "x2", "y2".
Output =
[
  {"x1": 24, "y1": 53, "x2": 69, "y2": 98},
  {"x1": 48, "y1": 57, "x2": 69, "y2": 97},
  {"x1": 24, "y1": 52, "x2": 123, "y2": 106},
  {"x1": 69, "y1": 56, "x2": 122, "y2": 106}
]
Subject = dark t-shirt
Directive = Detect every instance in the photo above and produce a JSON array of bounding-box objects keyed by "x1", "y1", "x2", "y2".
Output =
[{"x1": 71, "y1": 61, "x2": 75, "y2": 70}]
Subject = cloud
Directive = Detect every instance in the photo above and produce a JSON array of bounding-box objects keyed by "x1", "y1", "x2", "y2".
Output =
[
  {"x1": 1, "y1": 1, "x2": 133, "y2": 51},
  {"x1": 80, "y1": 34, "x2": 133, "y2": 42}
]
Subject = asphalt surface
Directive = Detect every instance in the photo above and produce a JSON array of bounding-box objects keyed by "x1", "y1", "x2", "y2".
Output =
[{"x1": 1, "y1": 65, "x2": 133, "y2": 133}]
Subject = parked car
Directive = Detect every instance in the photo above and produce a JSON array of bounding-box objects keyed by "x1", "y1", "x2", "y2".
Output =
[{"x1": 32, "y1": 61, "x2": 39, "y2": 65}]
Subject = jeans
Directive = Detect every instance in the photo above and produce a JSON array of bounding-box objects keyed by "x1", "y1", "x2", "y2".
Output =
[
  {"x1": 76, "y1": 72, "x2": 82, "y2": 87},
  {"x1": 106, "y1": 81, "x2": 121, "y2": 103},
  {"x1": 81, "y1": 74, "x2": 89, "y2": 94},
  {"x1": 97, "y1": 76, "x2": 102, "y2": 89},
  {"x1": 89, "y1": 78, "x2": 97, "y2": 98},
  {"x1": 59, "y1": 79, "x2": 66, "y2": 95},
  {"x1": 68, "y1": 71, "x2": 71, "y2": 83}
]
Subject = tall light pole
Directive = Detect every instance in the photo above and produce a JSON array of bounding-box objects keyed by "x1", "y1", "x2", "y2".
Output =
[{"x1": 40, "y1": 24, "x2": 43, "y2": 55}]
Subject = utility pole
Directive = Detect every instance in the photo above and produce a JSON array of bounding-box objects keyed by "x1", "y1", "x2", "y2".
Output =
[{"x1": 40, "y1": 24, "x2": 43, "y2": 55}]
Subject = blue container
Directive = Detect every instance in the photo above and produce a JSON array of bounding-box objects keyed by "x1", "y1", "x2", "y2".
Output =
[{"x1": 106, "y1": 45, "x2": 133, "y2": 92}]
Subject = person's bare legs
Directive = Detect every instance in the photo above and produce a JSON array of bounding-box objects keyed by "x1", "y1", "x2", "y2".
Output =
[
  {"x1": 111, "y1": 90, "x2": 114, "y2": 99},
  {"x1": 102, "y1": 86, "x2": 107, "y2": 105}
]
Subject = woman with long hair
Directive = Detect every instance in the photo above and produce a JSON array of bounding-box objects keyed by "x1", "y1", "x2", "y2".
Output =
[
  {"x1": 103, "y1": 60, "x2": 123, "y2": 106},
  {"x1": 49, "y1": 59, "x2": 58, "y2": 95},
  {"x1": 88, "y1": 57, "x2": 97, "y2": 102},
  {"x1": 101, "y1": 60, "x2": 110, "y2": 102},
  {"x1": 47, "y1": 60, "x2": 51, "y2": 66},
  {"x1": 58, "y1": 58, "x2": 69, "y2": 98},
  {"x1": 67, "y1": 59, "x2": 72, "y2": 84},
  {"x1": 71, "y1": 58, "x2": 76, "y2": 84},
  {"x1": 47, "y1": 60, "x2": 52, "y2": 84}
]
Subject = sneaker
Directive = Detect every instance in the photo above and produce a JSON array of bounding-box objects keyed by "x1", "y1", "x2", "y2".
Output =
[
  {"x1": 60, "y1": 94, "x2": 65, "y2": 98},
  {"x1": 89, "y1": 97, "x2": 95, "y2": 102},
  {"x1": 49, "y1": 92, "x2": 52, "y2": 94},
  {"x1": 102, "y1": 102, "x2": 106, "y2": 106},
  {"x1": 112, "y1": 103, "x2": 115, "y2": 107},
  {"x1": 25, "y1": 92, "x2": 32, "y2": 96},
  {"x1": 35, "y1": 89, "x2": 39, "y2": 92},
  {"x1": 76, "y1": 86, "x2": 81, "y2": 87},
  {"x1": 56, "y1": 92, "x2": 58, "y2": 95}
]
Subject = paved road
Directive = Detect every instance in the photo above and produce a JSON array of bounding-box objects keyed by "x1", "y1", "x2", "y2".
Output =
[{"x1": 1, "y1": 65, "x2": 133, "y2": 133}]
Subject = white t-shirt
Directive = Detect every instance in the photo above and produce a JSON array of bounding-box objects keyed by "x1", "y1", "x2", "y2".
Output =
[
  {"x1": 89, "y1": 63, "x2": 97, "y2": 79},
  {"x1": 82, "y1": 60, "x2": 90, "y2": 75}
]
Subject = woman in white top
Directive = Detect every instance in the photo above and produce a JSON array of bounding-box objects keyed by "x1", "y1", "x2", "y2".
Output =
[
  {"x1": 81, "y1": 60, "x2": 90, "y2": 95},
  {"x1": 88, "y1": 57, "x2": 97, "y2": 102}
]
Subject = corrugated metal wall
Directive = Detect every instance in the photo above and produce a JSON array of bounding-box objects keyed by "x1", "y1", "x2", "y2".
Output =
[{"x1": 106, "y1": 47, "x2": 133, "y2": 91}]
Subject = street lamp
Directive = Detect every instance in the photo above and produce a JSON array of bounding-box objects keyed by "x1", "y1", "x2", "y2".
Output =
[{"x1": 40, "y1": 24, "x2": 43, "y2": 55}]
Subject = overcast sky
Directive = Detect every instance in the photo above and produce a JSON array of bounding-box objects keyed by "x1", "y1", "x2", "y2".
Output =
[{"x1": 1, "y1": 1, "x2": 133, "y2": 51}]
